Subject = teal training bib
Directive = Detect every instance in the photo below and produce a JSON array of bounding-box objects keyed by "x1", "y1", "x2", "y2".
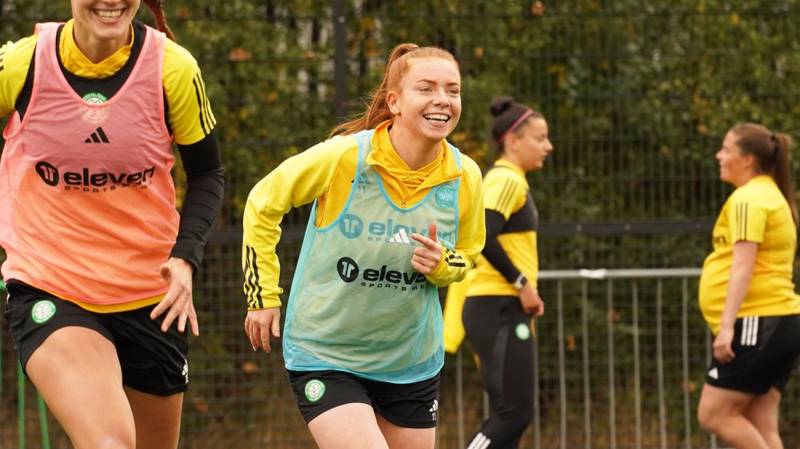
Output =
[{"x1": 283, "y1": 130, "x2": 461, "y2": 383}]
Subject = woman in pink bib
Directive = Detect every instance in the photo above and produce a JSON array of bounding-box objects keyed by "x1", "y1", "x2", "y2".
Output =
[{"x1": 0, "y1": 1, "x2": 224, "y2": 448}]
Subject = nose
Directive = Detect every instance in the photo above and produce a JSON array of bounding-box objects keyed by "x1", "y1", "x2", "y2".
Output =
[{"x1": 432, "y1": 89, "x2": 448, "y2": 105}]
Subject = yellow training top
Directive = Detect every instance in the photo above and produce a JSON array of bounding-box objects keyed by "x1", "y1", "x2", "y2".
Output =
[
  {"x1": 243, "y1": 120, "x2": 485, "y2": 310},
  {"x1": 468, "y1": 159, "x2": 539, "y2": 296},
  {"x1": 0, "y1": 19, "x2": 214, "y2": 145},
  {"x1": 699, "y1": 175, "x2": 800, "y2": 333}
]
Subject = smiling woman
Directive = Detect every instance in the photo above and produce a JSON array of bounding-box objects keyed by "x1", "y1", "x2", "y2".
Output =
[
  {"x1": 697, "y1": 123, "x2": 800, "y2": 449},
  {"x1": 242, "y1": 44, "x2": 485, "y2": 449},
  {"x1": 0, "y1": 1, "x2": 223, "y2": 449}
]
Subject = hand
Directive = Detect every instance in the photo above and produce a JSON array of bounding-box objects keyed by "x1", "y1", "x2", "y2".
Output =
[
  {"x1": 713, "y1": 326, "x2": 736, "y2": 363},
  {"x1": 411, "y1": 223, "x2": 443, "y2": 275},
  {"x1": 244, "y1": 308, "x2": 281, "y2": 353},
  {"x1": 519, "y1": 283, "x2": 544, "y2": 317},
  {"x1": 150, "y1": 257, "x2": 198, "y2": 336}
]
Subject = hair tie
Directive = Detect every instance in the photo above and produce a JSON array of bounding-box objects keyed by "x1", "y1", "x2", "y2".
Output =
[
  {"x1": 497, "y1": 109, "x2": 533, "y2": 143},
  {"x1": 769, "y1": 133, "x2": 780, "y2": 160}
]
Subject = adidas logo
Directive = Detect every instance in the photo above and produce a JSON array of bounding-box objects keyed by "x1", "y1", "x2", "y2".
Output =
[
  {"x1": 387, "y1": 228, "x2": 411, "y2": 244},
  {"x1": 708, "y1": 368, "x2": 719, "y2": 380},
  {"x1": 84, "y1": 127, "x2": 110, "y2": 144}
]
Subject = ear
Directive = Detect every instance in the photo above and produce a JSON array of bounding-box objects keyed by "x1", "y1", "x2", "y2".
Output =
[
  {"x1": 504, "y1": 131, "x2": 519, "y2": 153},
  {"x1": 743, "y1": 152, "x2": 757, "y2": 171},
  {"x1": 386, "y1": 90, "x2": 401, "y2": 116}
]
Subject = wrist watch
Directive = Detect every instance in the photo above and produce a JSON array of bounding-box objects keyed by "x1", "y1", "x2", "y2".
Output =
[{"x1": 512, "y1": 274, "x2": 528, "y2": 290}]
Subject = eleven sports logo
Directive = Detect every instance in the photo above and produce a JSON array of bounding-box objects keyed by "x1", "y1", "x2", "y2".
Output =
[
  {"x1": 336, "y1": 256, "x2": 427, "y2": 291},
  {"x1": 338, "y1": 214, "x2": 455, "y2": 244},
  {"x1": 35, "y1": 161, "x2": 156, "y2": 192}
]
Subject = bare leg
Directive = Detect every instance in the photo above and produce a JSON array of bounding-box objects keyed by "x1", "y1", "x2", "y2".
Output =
[
  {"x1": 744, "y1": 388, "x2": 783, "y2": 449},
  {"x1": 377, "y1": 414, "x2": 435, "y2": 449},
  {"x1": 125, "y1": 387, "x2": 183, "y2": 449},
  {"x1": 697, "y1": 383, "x2": 769, "y2": 449},
  {"x1": 26, "y1": 327, "x2": 136, "y2": 449},
  {"x1": 307, "y1": 403, "x2": 389, "y2": 449}
]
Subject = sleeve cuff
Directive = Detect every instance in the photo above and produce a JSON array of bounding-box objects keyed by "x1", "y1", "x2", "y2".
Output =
[
  {"x1": 170, "y1": 239, "x2": 204, "y2": 273},
  {"x1": 248, "y1": 299, "x2": 282, "y2": 310}
]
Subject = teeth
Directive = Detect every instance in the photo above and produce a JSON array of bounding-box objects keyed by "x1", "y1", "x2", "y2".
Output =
[
  {"x1": 424, "y1": 114, "x2": 450, "y2": 122},
  {"x1": 95, "y1": 9, "x2": 124, "y2": 18}
]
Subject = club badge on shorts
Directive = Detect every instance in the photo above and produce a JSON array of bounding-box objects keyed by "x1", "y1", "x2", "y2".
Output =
[
  {"x1": 31, "y1": 299, "x2": 56, "y2": 324},
  {"x1": 304, "y1": 379, "x2": 326, "y2": 402}
]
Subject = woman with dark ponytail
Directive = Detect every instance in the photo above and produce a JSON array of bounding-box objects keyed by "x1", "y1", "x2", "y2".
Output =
[
  {"x1": 243, "y1": 43, "x2": 485, "y2": 448},
  {"x1": 697, "y1": 123, "x2": 800, "y2": 448},
  {"x1": 452, "y1": 96, "x2": 551, "y2": 449},
  {"x1": 0, "y1": 1, "x2": 223, "y2": 448}
]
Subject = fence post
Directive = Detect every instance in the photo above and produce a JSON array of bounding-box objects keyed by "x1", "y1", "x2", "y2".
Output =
[{"x1": 332, "y1": 0, "x2": 348, "y2": 121}]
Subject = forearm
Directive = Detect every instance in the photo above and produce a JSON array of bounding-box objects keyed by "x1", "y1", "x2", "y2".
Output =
[
  {"x1": 481, "y1": 210, "x2": 522, "y2": 283},
  {"x1": 242, "y1": 179, "x2": 288, "y2": 310},
  {"x1": 720, "y1": 264, "x2": 753, "y2": 330},
  {"x1": 719, "y1": 241, "x2": 758, "y2": 331},
  {"x1": 426, "y1": 247, "x2": 474, "y2": 287},
  {"x1": 171, "y1": 131, "x2": 225, "y2": 271}
]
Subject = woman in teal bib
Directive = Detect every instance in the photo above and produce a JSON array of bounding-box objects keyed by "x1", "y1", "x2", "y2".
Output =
[{"x1": 242, "y1": 43, "x2": 485, "y2": 449}]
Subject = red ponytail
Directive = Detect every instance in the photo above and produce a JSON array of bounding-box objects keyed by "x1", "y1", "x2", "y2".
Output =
[{"x1": 143, "y1": 0, "x2": 176, "y2": 41}]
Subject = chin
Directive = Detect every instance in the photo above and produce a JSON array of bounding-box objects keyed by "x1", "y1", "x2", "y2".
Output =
[{"x1": 423, "y1": 129, "x2": 451, "y2": 142}]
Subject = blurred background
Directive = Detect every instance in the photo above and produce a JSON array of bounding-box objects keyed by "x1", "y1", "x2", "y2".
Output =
[{"x1": 2, "y1": 1, "x2": 800, "y2": 447}]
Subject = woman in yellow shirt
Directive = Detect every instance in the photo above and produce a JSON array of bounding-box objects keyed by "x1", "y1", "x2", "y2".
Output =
[
  {"x1": 462, "y1": 96, "x2": 550, "y2": 449},
  {"x1": 242, "y1": 43, "x2": 484, "y2": 449},
  {"x1": 697, "y1": 123, "x2": 800, "y2": 449}
]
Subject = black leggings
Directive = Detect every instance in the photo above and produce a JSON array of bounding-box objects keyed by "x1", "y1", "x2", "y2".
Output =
[{"x1": 462, "y1": 295, "x2": 535, "y2": 449}]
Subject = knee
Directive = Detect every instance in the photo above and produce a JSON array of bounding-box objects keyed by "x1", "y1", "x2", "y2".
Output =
[
  {"x1": 81, "y1": 433, "x2": 135, "y2": 449},
  {"x1": 697, "y1": 402, "x2": 721, "y2": 433},
  {"x1": 498, "y1": 408, "x2": 533, "y2": 437}
]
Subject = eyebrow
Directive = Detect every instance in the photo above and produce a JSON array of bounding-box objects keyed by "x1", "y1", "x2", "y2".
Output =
[{"x1": 415, "y1": 79, "x2": 461, "y2": 86}]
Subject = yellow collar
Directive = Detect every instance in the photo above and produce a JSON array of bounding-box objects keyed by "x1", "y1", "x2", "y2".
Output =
[
  {"x1": 493, "y1": 158, "x2": 525, "y2": 176},
  {"x1": 59, "y1": 19, "x2": 134, "y2": 79},
  {"x1": 366, "y1": 120, "x2": 461, "y2": 186}
]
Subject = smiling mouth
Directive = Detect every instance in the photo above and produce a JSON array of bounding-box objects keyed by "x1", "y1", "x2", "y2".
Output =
[
  {"x1": 93, "y1": 8, "x2": 126, "y2": 19},
  {"x1": 423, "y1": 113, "x2": 451, "y2": 124}
]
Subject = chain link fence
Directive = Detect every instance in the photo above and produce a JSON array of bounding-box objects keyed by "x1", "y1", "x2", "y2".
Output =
[{"x1": 3, "y1": 1, "x2": 800, "y2": 447}]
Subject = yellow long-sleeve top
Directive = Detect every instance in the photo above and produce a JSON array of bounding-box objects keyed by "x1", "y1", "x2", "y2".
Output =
[
  {"x1": 468, "y1": 159, "x2": 539, "y2": 296},
  {"x1": 243, "y1": 120, "x2": 485, "y2": 310},
  {"x1": 0, "y1": 19, "x2": 214, "y2": 145}
]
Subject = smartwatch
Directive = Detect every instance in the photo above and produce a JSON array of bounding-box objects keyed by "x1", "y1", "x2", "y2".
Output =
[{"x1": 512, "y1": 274, "x2": 528, "y2": 290}]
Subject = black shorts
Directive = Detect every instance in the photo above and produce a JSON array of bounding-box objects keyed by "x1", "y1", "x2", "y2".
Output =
[
  {"x1": 3, "y1": 281, "x2": 189, "y2": 396},
  {"x1": 706, "y1": 314, "x2": 800, "y2": 395},
  {"x1": 287, "y1": 369, "x2": 440, "y2": 428}
]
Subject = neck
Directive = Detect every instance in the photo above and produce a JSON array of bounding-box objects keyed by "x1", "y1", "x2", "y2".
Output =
[
  {"x1": 388, "y1": 124, "x2": 441, "y2": 170},
  {"x1": 500, "y1": 153, "x2": 525, "y2": 172},
  {"x1": 72, "y1": 25, "x2": 130, "y2": 64},
  {"x1": 733, "y1": 171, "x2": 758, "y2": 188}
]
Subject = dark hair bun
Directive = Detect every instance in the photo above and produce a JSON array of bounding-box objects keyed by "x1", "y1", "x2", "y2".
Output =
[{"x1": 490, "y1": 96, "x2": 516, "y2": 117}]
